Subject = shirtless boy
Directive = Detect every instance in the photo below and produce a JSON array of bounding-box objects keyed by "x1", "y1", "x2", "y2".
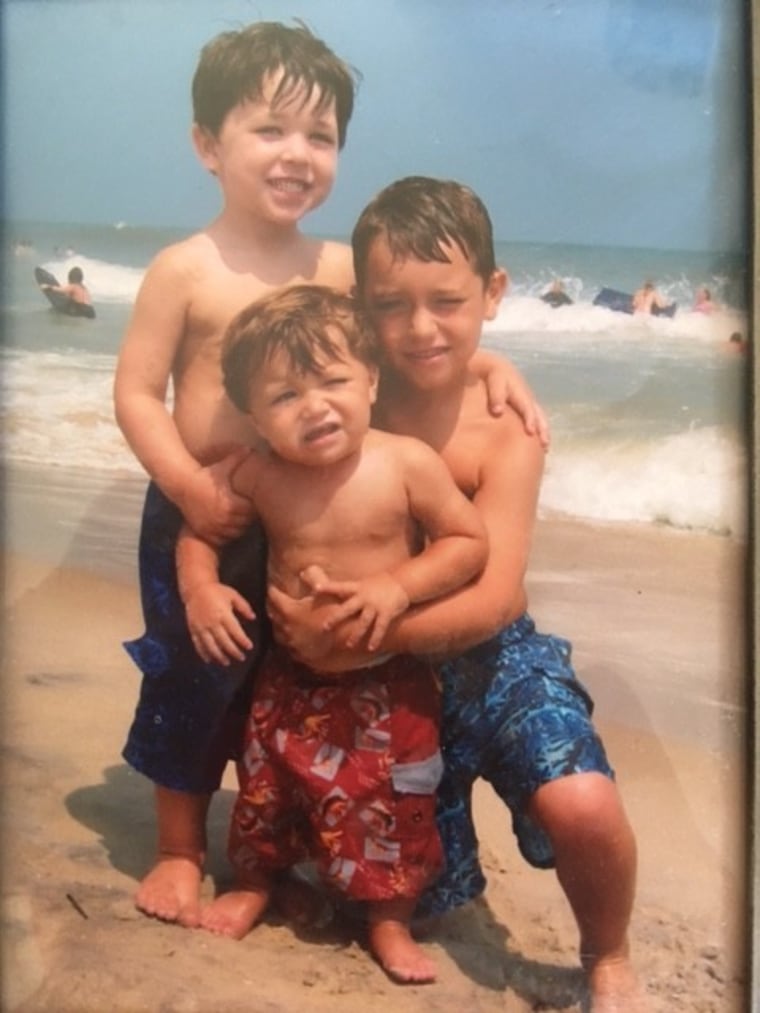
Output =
[
  {"x1": 270, "y1": 177, "x2": 648, "y2": 1012},
  {"x1": 113, "y1": 21, "x2": 358, "y2": 928},
  {"x1": 114, "y1": 23, "x2": 541, "y2": 931},
  {"x1": 176, "y1": 284, "x2": 488, "y2": 982}
]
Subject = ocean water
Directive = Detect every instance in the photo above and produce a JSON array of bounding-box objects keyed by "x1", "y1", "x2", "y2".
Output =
[{"x1": 2, "y1": 220, "x2": 750, "y2": 564}]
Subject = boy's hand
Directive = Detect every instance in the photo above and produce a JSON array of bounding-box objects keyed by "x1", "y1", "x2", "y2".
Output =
[
  {"x1": 267, "y1": 580, "x2": 383, "y2": 671},
  {"x1": 500, "y1": 385, "x2": 551, "y2": 450},
  {"x1": 185, "y1": 581, "x2": 255, "y2": 665},
  {"x1": 299, "y1": 567, "x2": 409, "y2": 652},
  {"x1": 478, "y1": 353, "x2": 551, "y2": 449},
  {"x1": 178, "y1": 448, "x2": 255, "y2": 544},
  {"x1": 266, "y1": 584, "x2": 338, "y2": 665}
]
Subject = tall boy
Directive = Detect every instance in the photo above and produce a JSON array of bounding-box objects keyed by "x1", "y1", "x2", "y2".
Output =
[
  {"x1": 176, "y1": 284, "x2": 488, "y2": 983},
  {"x1": 269, "y1": 177, "x2": 647, "y2": 1012},
  {"x1": 114, "y1": 21, "x2": 542, "y2": 930},
  {"x1": 113, "y1": 21, "x2": 358, "y2": 927}
]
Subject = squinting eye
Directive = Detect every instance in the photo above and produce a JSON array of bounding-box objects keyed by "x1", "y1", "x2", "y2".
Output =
[
  {"x1": 271, "y1": 390, "x2": 295, "y2": 405},
  {"x1": 372, "y1": 299, "x2": 403, "y2": 313}
]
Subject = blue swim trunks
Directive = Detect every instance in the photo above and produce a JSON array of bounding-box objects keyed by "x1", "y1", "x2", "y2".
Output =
[
  {"x1": 417, "y1": 613, "x2": 613, "y2": 918},
  {"x1": 122, "y1": 483, "x2": 269, "y2": 793}
]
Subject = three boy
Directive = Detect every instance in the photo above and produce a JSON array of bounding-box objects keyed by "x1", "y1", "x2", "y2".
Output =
[
  {"x1": 114, "y1": 17, "x2": 643, "y2": 1010},
  {"x1": 115, "y1": 19, "x2": 537, "y2": 931}
]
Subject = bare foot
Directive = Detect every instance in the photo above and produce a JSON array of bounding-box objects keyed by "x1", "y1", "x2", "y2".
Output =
[
  {"x1": 368, "y1": 919, "x2": 437, "y2": 984},
  {"x1": 135, "y1": 856, "x2": 203, "y2": 928},
  {"x1": 586, "y1": 955, "x2": 651, "y2": 1013},
  {"x1": 199, "y1": 888, "x2": 271, "y2": 940}
]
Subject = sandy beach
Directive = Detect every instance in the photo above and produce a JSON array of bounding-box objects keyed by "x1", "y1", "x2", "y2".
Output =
[{"x1": 0, "y1": 467, "x2": 749, "y2": 1012}]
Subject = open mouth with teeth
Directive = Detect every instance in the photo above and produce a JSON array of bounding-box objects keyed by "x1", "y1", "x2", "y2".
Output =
[{"x1": 270, "y1": 178, "x2": 310, "y2": 193}]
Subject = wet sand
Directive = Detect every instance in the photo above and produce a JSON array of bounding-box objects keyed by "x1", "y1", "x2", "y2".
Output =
[{"x1": 0, "y1": 469, "x2": 749, "y2": 1011}]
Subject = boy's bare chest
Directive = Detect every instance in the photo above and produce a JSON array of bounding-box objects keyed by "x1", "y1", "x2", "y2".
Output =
[
  {"x1": 435, "y1": 438, "x2": 483, "y2": 500},
  {"x1": 187, "y1": 275, "x2": 281, "y2": 350},
  {"x1": 182, "y1": 258, "x2": 350, "y2": 366},
  {"x1": 380, "y1": 403, "x2": 486, "y2": 500},
  {"x1": 257, "y1": 459, "x2": 412, "y2": 549}
]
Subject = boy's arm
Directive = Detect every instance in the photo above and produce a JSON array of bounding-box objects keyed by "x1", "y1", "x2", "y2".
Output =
[
  {"x1": 386, "y1": 417, "x2": 541, "y2": 653},
  {"x1": 470, "y1": 348, "x2": 550, "y2": 448},
  {"x1": 113, "y1": 248, "x2": 253, "y2": 544},
  {"x1": 176, "y1": 522, "x2": 256, "y2": 666},
  {"x1": 390, "y1": 440, "x2": 488, "y2": 601}
]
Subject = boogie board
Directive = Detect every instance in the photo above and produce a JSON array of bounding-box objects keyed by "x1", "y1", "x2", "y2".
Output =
[
  {"x1": 593, "y1": 286, "x2": 676, "y2": 318},
  {"x1": 652, "y1": 301, "x2": 677, "y2": 318},
  {"x1": 34, "y1": 266, "x2": 96, "y2": 319}
]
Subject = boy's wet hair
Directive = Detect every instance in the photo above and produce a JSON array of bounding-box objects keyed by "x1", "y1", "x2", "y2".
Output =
[
  {"x1": 222, "y1": 285, "x2": 377, "y2": 413},
  {"x1": 192, "y1": 20, "x2": 358, "y2": 146},
  {"x1": 68, "y1": 267, "x2": 83, "y2": 284},
  {"x1": 352, "y1": 176, "x2": 497, "y2": 292}
]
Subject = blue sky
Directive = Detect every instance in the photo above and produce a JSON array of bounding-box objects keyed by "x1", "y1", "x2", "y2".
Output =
[{"x1": 4, "y1": 0, "x2": 748, "y2": 252}]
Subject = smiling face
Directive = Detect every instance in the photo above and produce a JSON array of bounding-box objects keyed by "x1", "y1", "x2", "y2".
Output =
[
  {"x1": 193, "y1": 69, "x2": 339, "y2": 227},
  {"x1": 247, "y1": 331, "x2": 378, "y2": 467},
  {"x1": 361, "y1": 236, "x2": 507, "y2": 392}
]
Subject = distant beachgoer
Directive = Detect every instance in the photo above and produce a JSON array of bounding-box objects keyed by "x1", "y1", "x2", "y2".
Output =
[
  {"x1": 693, "y1": 287, "x2": 717, "y2": 314},
  {"x1": 42, "y1": 266, "x2": 92, "y2": 308},
  {"x1": 631, "y1": 280, "x2": 668, "y2": 315},
  {"x1": 540, "y1": 280, "x2": 573, "y2": 308},
  {"x1": 725, "y1": 332, "x2": 747, "y2": 353}
]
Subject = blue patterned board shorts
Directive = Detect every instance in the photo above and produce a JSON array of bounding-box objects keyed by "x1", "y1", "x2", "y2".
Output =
[
  {"x1": 416, "y1": 613, "x2": 614, "y2": 918},
  {"x1": 122, "y1": 483, "x2": 269, "y2": 793}
]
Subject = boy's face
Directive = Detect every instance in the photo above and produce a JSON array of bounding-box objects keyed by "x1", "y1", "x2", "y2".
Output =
[
  {"x1": 360, "y1": 237, "x2": 507, "y2": 392},
  {"x1": 193, "y1": 70, "x2": 339, "y2": 227},
  {"x1": 247, "y1": 332, "x2": 378, "y2": 467}
]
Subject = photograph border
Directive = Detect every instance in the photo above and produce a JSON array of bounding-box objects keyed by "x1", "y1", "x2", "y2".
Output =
[
  {"x1": 1, "y1": 4, "x2": 755, "y2": 1010},
  {"x1": 750, "y1": 0, "x2": 758, "y2": 1007}
]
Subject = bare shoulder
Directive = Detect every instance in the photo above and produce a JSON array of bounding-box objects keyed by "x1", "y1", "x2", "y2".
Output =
[
  {"x1": 123, "y1": 234, "x2": 209, "y2": 339},
  {"x1": 476, "y1": 406, "x2": 545, "y2": 484},
  {"x1": 366, "y1": 427, "x2": 434, "y2": 459},
  {"x1": 140, "y1": 231, "x2": 217, "y2": 290},
  {"x1": 444, "y1": 391, "x2": 544, "y2": 497},
  {"x1": 312, "y1": 238, "x2": 354, "y2": 290},
  {"x1": 228, "y1": 445, "x2": 270, "y2": 500},
  {"x1": 366, "y1": 429, "x2": 449, "y2": 485},
  {"x1": 475, "y1": 398, "x2": 543, "y2": 455},
  {"x1": 170, "y1": 229, "x2": 229, "y2": 271},
  {"x1": 319, "y1": 238, "x2": 352, "y2": 262}
]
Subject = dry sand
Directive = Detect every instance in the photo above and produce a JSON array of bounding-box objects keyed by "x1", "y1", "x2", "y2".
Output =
[{"x1": 1, "y1": 516, "x2": 749, "y2": 1012}]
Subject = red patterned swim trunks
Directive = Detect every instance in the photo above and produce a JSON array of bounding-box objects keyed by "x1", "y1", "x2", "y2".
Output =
[{"x1": 229, "y1": 646, "x2": 443, "y2": 902}]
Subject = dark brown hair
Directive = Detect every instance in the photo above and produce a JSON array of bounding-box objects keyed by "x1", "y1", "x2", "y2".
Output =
[
  {"x1": 222, "y1": 285, "x2": 377, "y2": 413},
  {"x1": 352, "y1": 176, "x2": 497, "y2": 292},
  {"x1": 192, "y1": 20, "x2": 358, "y2": 146}
]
